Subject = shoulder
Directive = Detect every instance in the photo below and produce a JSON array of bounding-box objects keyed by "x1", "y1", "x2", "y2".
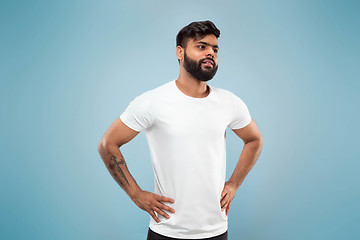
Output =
[
  {"x1": 130, "y1": 80, "x2": 172, "y2": 105},
  {"x1": 210, "y1": 85, "x2": 244, "y2": 102},
  {"x1": 212, "y1": 86, "x2": 235, "y2": 96}
]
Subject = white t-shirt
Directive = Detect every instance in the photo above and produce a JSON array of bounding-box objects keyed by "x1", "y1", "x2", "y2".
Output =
[{"x1": 120, "y1": 79, "x2": 252, "y2": 239}]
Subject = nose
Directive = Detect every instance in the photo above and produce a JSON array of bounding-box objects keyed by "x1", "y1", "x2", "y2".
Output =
[
  {"x1": 206, "y1": 48, "x2": 215, "y2": 56},
  {"x1": 205, "y1": 48, "x2": 216, "y2": 59}
]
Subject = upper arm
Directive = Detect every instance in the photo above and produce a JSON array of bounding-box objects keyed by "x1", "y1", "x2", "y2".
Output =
[
  {"x1": 231, "y1": 119, "x2": 263, "y2": 144},
  {"x1": 98, "y1": 117, "x2": 140, "y2": 149}
]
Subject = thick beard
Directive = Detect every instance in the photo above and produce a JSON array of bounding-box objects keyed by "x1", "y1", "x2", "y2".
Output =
[{"x1": 183, "y1": 51, "x2": 218, "y2": 82}]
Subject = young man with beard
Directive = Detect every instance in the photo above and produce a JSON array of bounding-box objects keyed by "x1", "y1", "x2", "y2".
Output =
[{"x1": 97, "y1": 20, "x2": 263, "y2": 240}]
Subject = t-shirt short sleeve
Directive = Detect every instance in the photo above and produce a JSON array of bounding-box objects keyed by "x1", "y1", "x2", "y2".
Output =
[
  {"x1": 228, "y1": 94, "x2": 252, "y2": 130},
  {"x1": 119, "y1": 94, "x2": 154, "y2": 132}
]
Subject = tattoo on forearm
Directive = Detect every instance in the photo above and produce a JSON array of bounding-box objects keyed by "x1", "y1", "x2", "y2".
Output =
[{"x1": 108, "y1": 155, "x2": 130, "y2": 187}]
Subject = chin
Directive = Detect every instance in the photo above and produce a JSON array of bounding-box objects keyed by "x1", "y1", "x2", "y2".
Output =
[{"x1": 199, "y1": 77, "x2": 214, "y2": 82}]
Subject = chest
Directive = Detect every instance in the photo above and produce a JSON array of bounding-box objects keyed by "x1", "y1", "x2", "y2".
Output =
[{"x1": 152, "y1": 100, "x2": 231, "y2": 139}]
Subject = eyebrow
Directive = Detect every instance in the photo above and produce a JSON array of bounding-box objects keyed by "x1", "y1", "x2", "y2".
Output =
[{"x1": 196, "y1": 41, "x2": 219, "y2": 49}]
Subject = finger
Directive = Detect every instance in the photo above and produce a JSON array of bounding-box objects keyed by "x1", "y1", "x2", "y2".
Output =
[
  {"x1": 220, "y1": 192, "x2": 228, "y2": 203},
  {"x1": 221, "y1": 190, "x2": 227, "y2": 199},
  {"x1": 222, "y1": 196, "x2": 230, "y2": 210},
  {"x1": 220, "y1": 199, "x2": 225, "y2": 209},
  {"x1": 148, "y1": 210, "x2": 160, "y2": 223},
  {"x1": 157, "y1": 195, "x2": 175, "y2": 203},
  {"x1": 157, "y1": 202, "x2": 176, "y2": 213},
  {"x1": 221, "y1": 192, "x2": 228, "y2": 201},
  {"x1": 221, "y1": 201, "x2": 226, "y2": 210},
  {"x1": 221, "y1": 189, "x2": 225, "y2": 198},
  {"x1": 221, "y1": 197, "x2": 228, "y2": 209},
  {"x1": 153, "y1": 206, "x2": 170, "y2": 219},
  {"x1": 226, "y1": 201, "x2": 231, "y2": 216}
]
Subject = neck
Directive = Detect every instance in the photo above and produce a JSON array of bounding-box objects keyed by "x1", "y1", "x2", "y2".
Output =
[{"x1": 176, "y1": 68, "x2": 210, "y2": 98}]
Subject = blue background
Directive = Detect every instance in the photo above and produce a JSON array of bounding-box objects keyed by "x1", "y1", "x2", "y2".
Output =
[{"x1": 1, "y1": 0, "x2": 359, "y2": 239}]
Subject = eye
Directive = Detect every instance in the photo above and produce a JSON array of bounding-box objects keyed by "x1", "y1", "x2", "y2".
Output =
[
  {"x1": 214, "y1": 48, "x2": 218, "y2": 53},
  {"x1": 197, "y1": 45, "x2": 205, "y2": 49}
]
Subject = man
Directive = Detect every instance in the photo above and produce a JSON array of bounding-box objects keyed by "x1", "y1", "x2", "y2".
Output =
[{"x1": 97, "y1": 20, "x2": 263, "y2": 240}]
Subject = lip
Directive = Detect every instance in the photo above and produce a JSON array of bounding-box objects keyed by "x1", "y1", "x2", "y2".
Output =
[
  {"x1": 202, "y1": 63, "x2": 213, "y2": 68},
  {"x1": 202, "y1": 59, "x2": 214, "y2": 67}
]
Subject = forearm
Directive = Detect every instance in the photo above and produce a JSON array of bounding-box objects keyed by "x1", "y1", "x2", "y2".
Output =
[
  {"x1": 228, "y1": 139, "x2": 263, "y2": 189},
  {"x1": 98, "y1": 144, "x2": 142, "y2": 200}
]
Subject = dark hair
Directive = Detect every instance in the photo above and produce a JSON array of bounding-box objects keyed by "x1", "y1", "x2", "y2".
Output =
[{"x1": 176, "y1": 20, "x2": 220, "y2": 48}]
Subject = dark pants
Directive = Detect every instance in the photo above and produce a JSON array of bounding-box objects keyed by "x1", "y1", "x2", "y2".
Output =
[{"x1": 147, "y1": 228, "x2": 228, "y2": 240}]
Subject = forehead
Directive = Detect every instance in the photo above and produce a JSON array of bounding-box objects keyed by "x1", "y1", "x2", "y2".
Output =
[{"x1": 187, "y1": 34, "x2": 219, "y2": 47}]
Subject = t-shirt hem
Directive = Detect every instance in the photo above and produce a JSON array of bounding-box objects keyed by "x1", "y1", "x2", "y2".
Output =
[
  {"x1": 119, "y1": 113, "x2": 142, "y2": 132},
  {"x1": 230, "y1": 117, "x2": 252, "y2": 130},
  {"x1": 149, "y1": 224, "x2": 228, "y2": 239}
]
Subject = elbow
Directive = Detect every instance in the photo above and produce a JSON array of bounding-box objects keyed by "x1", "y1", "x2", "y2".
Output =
[
  {"x1": 248, "y1": 135, "x2": 263, "y2": 150},
  {"x1": 257, "y1": 134, "x2": 263, "y2": 150},
  {"x1": 97, "y1": 137, "x2": 108, "y2": 154},
  {"x1": 245, "y1": 134, "x2": 263, "y2": 148},
  {"x1": 97, "y1": 139, "x2": 104, "y2": 153},
  {"x1": 259, "y1": 135, "x2": 263, "y2": 147},
  {"x1": 97, "y1": 137, "x2": 120, "y2": 154}
]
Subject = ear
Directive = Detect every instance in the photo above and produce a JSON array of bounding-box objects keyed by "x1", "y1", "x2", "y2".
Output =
[{"x1": 176, "y1": 46, "x2": 184, "y2": 62}]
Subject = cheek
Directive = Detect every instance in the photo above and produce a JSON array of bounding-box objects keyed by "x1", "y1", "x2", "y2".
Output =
[
  {"x1": 191, "y1": 52, "x2": 203, "y2": 60},
  {"x1": 188, "y1": 49, "x2": 203, "y2": 58}
]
